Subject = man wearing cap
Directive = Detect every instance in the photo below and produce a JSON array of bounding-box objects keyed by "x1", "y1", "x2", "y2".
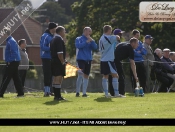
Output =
[
  {"x1": 113, "y1": 29, "x2": 125, "y2": 42},
  {"x1": 130, "y1": 29, "x2": 147, "y2": 92},
  {"x1": 143, "y1": 35, "x2": 155, "y2": 92},
  {"x1": 161, "y1": 48, "x2": 175, "y2": 91},
  {"x1": 108, "y1": 28, "x2": 124, "y2": 96},
  {"x1": 40, "y1": 22, "x2": 57, "y2": 97}
]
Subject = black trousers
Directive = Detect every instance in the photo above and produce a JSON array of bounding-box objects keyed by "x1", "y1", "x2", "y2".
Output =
[
  {"x1": 18, "y1": 70, "x2": 27, "y2": 87},
  {"x1": 130, "y1": 62, "x2": 146, "y2": 92},
  {"x1": 0, "y1": 61, "x2": 24, "y2": 96},
  {"x1": 157, "y1": 73, "x2": 174, "y2": 92},
  {"x1": 109, "y1": 61, "x2": 125, "y2": 95},
  {"x1": 42, "y1": 58, "x2": 52, "y2": 88}
]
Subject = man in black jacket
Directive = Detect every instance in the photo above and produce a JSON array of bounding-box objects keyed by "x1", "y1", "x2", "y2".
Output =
[{"x1": 153, "y1": 48, "x2": 173, "y2": 92}]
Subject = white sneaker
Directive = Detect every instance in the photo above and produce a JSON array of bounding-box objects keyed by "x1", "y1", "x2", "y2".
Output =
[
  {"x1": 105, "y1": 95, "x2": 112, "y2": 98},
  {"x1": 114, "y1": 94, "x2": 126, "y2": 98}
]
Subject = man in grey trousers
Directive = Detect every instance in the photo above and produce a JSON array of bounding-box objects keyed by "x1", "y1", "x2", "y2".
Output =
[{"x1": 18, "y1": 39, "x2": 29, "y2": 90}]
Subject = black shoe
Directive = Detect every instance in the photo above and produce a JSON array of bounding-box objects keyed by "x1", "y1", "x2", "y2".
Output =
[
  {"x1": 44, "y1": 93, "x2": 50, "y2": 97},
  {"x1": 76, "y1": 93, "x2": 80, "y2": 97},
  {"x1": 58, "y1": 97, "x2": 66, "y2": 101},
  {"x1": 0, "y1": 95, "x2": 4, "y2": 98},
  {"x1": 54, "y1": 97, "x2": 59, "y2": 101},
  {"x1": 17, "y1": 95, "x2": 24, "y2": 98},
  {"x1": 82, "y1": 94, "x2": 89, "y2": 97}
]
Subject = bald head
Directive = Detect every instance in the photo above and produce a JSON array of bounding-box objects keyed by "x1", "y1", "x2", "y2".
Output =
[
  {"x1": 83, "y1": 27, "x2": 92, "y2": 36},
  {"x1": 169, "y1": 52, "x2": 175, "y2": 62},
  {"x1": 154, "y1": 48, "x2": 162, "y2": 58}
]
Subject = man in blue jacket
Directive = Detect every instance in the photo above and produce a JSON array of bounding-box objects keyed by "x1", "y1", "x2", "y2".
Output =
[
  {"x1": 0, "y1": 28, "x2": 24, "y2": 98},
  {"x1": 131, "y1": 29, "x2": 147, "y2": 92},
  {"x1": 40, "y1": 22, "x2": 57, "y2": 97},
  {"x1": 75, "y1": 27, "x2": 97, "y2": 97}
]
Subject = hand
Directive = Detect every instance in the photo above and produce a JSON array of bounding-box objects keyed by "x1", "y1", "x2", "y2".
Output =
[
  {"x1": 135, "y1": 77, "x2": 139, "y2": 82},
  {"x1": 86, "y1": 35, "x2": 93, "y2": 43},
  {"x1": 137, "y1": 51, "x2": 141, "y2": 54},
  {"x1": 116, "y1": 35, "x2": 120, "y2": 41}
]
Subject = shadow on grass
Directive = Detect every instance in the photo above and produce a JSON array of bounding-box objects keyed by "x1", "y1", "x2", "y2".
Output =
[
  {"x1": 43, "y1": 99, "x2": 72, "y2": 105},
  {"x1": 94, "y1": 97, "x2": 114, "y2": 102}
]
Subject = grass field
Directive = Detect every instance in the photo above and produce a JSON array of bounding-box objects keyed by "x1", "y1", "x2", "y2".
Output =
[{"x1": 0, "y1": 92, "x2": 175, "y2": 132}]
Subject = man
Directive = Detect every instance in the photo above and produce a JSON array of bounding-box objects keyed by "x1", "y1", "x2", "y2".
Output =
[
  {"x1": 18, "y1": 39, "x2": 29, "y2": 91},
  {"x1": 153, "y1": 48, "x2": 173, "y2": 92},
  {"x1": 108, "y1": 28, "x2": 124, "y2": 96},
  {"x1": 40, "y1": 22, "x2": 57, "y2": 97},
  {"x1": 130, "y1": 29, "x2": 147, "y2": 92},
  {"x1": 50, "y1": 26, "x2": 66, "y2": 101},
  {"x1": 0, "y1": 28, "x2": 24, "y2": 97},
  {"x1": 161, "y1": 48, "x2": 175, "y2": 91},
  {"x1": 75, "y1": 27, "x2": 97, "y2": 97},
  {"x1": 114, "y1": 38, "x2": 139, "y2": 96},
  {"x1": 99, "y1": 25, "x2": 124, "y2": 98},
  {"x1": 113, "y1": 28, "x2": 125, "y2": 41},
  {"x1": 169, "y1": 52, "x2": 175, "y2": 63},
  {"x1": 143, "y1": 35, "x2": 155, "y2": 92}
]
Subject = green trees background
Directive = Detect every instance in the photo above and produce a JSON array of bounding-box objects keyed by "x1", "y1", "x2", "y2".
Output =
[
  {"x1": 1, "y1": 0, "x2": 175, "y2": 57},
  {"x1": 66, "y1": 0, "x2": 175, "y2": 57}
]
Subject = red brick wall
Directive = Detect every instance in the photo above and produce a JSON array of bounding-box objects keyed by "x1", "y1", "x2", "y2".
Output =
[{"x1": 27, "y1": 47, "x2": 41, "y2": 65}]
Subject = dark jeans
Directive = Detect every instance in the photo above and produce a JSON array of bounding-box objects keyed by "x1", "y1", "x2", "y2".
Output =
[
  {"x1": 0, "y1": 61, "x2": 24, "y2": 96},
  {"x1": 109, "y1": 61, "x2": 125, "y2": 95},
  {"x1": 130, "y1": 62, "x2": 146, "y2": 92},
  {"x1": 18, "y1": 70, "x2": 27, "y2": 87},
  {"x1": 157, "y1": 73, "x2": 174, "y2": 92},
  {"x1": 42, "y1": 58, "x2": 52, "y2": 91}
]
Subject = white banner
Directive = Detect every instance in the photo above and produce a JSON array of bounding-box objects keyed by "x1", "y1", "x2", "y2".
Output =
[{"x1": 139, "y1": 1, "x2": 175, "y2": 22}]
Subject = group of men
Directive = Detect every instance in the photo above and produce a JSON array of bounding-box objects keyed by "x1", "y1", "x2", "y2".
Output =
[
  {"x1": 0, "y1": 28, "x2": 29, "y2": 98},
  {"x1": 1, "y1": 22, "x2": 174, "y2": 99}
]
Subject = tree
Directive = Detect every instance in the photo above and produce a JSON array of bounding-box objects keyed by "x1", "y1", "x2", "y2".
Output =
[
  {"x1": 37, "y1": 1, "x2": 71, "y2": 25},
  {"x1": 66, "y1": 0, "x2": 175, "y2": 57}
]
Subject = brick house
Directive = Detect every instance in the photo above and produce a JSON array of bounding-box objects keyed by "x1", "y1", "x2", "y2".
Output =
[{"x1": 0, "y1": 8, "x2": 43, "y2": 65}]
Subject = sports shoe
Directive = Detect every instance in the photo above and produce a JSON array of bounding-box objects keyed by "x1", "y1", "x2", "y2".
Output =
[
  {"x1": 43, "y1": 93, "x2": 50, "y2": 97},
  {"x1": 114, "y1": 94, "x2": 126, "y2": 98},
  {"x1": 82, "y1": 94, "x2": 89, "y2": 97},
  {"x1": 58, "y1": 97, "x2": 66, "y2": 101},
  {"x1": 76, "y1": 93, "x2": 80, "y2": 97},
  {"x1": 0, "y1": 95, "x2": 4, "y2": 98},
  {"x1": 105, "y1": 95, "x2": 112, "y2": 98}
]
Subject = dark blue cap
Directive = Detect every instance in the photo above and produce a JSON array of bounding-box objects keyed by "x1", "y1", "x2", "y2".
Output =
[
  {"x1": 113, "y1": 29, "x2": 125, "y2": 35},
  {"x1": 145, "y1": 35, "x2": 154, "y2": 39}
]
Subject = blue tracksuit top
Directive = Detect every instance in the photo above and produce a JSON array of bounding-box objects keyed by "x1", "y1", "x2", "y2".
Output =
[
  {"x1": 5, "y1": 36, "x2": 21, "y2": 63},
  {"x1": 134, "y1": 40, "x2": 147, "y2": 62},
  {"x1": 40, "y1": 29, "x2": 53, "y2": 59},
  {"x1": 75, "y1": 35, "x2": 97, "y2": 61}
]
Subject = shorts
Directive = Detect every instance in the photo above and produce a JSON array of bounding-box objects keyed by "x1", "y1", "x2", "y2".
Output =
[
  {"x1": 51, "y1": 59, "x2": 66, "y2": 76},
  {"x1": 100, "y1": 61, "x2": 117, "y2": 75},
  {"x1": 77, "y1": 60, "x2": 91, "y2": 75}
]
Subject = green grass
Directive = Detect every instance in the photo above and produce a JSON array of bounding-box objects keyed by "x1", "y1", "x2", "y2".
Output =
[{"x1": 0, "y1": 92, "x2": 175, "y2": 132}]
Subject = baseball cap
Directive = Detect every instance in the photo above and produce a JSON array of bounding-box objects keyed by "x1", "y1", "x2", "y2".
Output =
[
  {"x1": 113, "y1": 29, "x2": 125, "y2": 35},
  {"x1": 163, "y1": 48, "x2": 170, "y2": 52},
  {"x1": 145, "y1": 35, "x2": 154, "y2": 39},
  {"x1": 48, "y1": 22, "x2": 58, "y2": 29}
]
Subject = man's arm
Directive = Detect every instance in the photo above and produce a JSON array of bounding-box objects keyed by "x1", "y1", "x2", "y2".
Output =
[
  {"x1": 40, "y1": 35, "x2": 50, "y2": 51},
  {"x1": 58, "y1": 53, "x2": 65, "y2": 65},
  {"x1": 130, "y1": 59, "x2": 138, "y2": 81},
  {"x1": 75, "y1": 37, "x2": 87, "y2": 49}
]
